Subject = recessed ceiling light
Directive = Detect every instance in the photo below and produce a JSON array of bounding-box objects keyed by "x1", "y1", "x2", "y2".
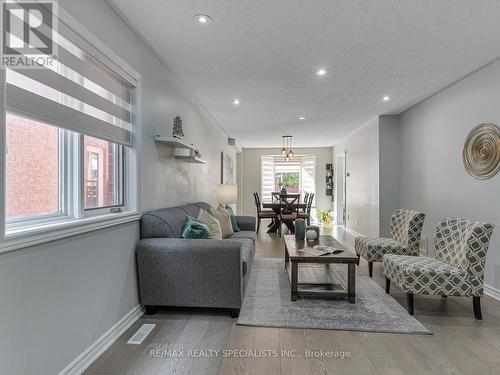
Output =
[
  {"x1": 316, "y1": 69, "x2": 327, "y2": 76},
  {"x1": 232, "y1": 99, "x2": 240, "y2": 105},
  {"x1": 194, "y1": 14, "x2": 212, "y2": 24},
  {"x1": 298, "y1": 116, "x2": 306, "y2": 120},
  {"x1": 383, "y1": 95, "x2": 391, "y2": 102}
]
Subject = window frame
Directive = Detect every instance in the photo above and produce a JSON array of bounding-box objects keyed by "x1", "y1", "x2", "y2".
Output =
[
  {"x1": 82, "y1": 134, "x2": 125, "y2": 215},
  {"x1": 0, "y1": 6, "x2": 142, "y2": 253},
  {"x1": 4, "y1": 112, "x2": 70, "y2": 227}
]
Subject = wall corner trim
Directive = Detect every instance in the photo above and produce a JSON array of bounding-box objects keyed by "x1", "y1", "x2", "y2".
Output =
[
  {"x1": 58, "y1": 304, "x2": 145, "y2": 375},
  {"x1": 485, "y1": 284, "x2": 500, "y2": 302}
]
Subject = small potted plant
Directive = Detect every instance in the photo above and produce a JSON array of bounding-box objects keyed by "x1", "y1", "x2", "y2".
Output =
[
  {"x1": 316, "y1": 209, "x2": 333, "y2": 226},
  {"x1": 278, "y1": 182, "x2": 287, "y2": 195}
]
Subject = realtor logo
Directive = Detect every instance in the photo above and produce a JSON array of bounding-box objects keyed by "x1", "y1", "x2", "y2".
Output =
[{"x1": 2, "y1": 0, "x2": 57, "y2": 68}]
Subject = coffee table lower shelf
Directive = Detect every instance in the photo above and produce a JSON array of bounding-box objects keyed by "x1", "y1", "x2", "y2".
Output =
[
  {"x1": 285, "y1": 261, "x2": 356, "y2": 303},
  {"x1": 284, "y1": 235, "x2": 357, "y2": 303}
]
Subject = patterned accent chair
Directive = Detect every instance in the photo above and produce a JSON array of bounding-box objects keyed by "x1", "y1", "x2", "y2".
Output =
[
  {"x1": 383, "y1": 218, "x2": 495, "y2": 320},
  {"x1": 355, "y1": 209, "x2": 426, "y2": 277}
]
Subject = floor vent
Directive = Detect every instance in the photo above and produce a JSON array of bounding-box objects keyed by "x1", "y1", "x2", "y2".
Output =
[{"x1": 127, "y1": 323, "x2": 156, "y2": 345}]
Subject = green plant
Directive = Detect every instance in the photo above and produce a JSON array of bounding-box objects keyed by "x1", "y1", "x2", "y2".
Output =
[{"x1": 316, "y1": 210, "x2": 333, "y2": 225}]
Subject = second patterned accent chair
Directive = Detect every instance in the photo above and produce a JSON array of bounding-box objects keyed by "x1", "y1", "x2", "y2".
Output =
[
  {"x1": 355, "y1": 209, "x2": 426, "y2": 277},
  {"x1": 383, "y1": 218, "x2": 494, "y2": 320}
]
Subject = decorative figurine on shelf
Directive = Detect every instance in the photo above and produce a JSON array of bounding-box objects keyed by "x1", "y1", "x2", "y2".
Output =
[{"x1": 172, "y1": 115, "x2": 184, "y2": 139}]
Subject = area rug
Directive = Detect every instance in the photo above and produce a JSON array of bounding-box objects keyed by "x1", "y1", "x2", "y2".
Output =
[{"x1": 237, "y1": 258, "x2": 431, "y2": 334}]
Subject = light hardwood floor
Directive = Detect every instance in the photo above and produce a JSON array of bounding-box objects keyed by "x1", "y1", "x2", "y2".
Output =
[{"x1": 84, "y1": 223, "x2": 500, "y2": 375}]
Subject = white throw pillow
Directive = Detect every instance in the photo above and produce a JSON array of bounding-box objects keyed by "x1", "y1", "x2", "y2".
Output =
[
  {"x1": 197, "y1": 209, "x2": 223, "y2": 240},
  {"x1": 208, "y1": 205, "x2": 234, "y2": 238}
]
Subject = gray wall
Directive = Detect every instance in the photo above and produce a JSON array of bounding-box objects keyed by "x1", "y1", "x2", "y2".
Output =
[
  {"x1": 379, "y1": 115, "x2": 401, "y2": 237},
  {"x1": 239, "y1": 147, "x2": 333, "y2": 217},
  {"x1": 334, "y1": 118, "x2": 380, "y2": 237},
  {"x1": 399, "y1": 59, "x2": 500, "y2": 290},
  {"x1": 0, "y1": 1, "x2": 236, "y2": 374}
]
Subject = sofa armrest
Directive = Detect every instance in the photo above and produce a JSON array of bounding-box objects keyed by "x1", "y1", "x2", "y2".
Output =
[
  {"x1": 235, "y1": 215, "x2": 256, "y2": 232},
  {"x1": 136, "y1": 238, "x2": 243, "y2": 309}
]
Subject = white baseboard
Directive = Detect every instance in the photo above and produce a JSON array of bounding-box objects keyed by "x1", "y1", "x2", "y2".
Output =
[
  {"x1": 58, "y1": 304, "x2": 144, "y2": 375},
  {"x1": 485, "y1": 284, "x2": 500, "y2": 301},
  {"x1": 342, "y1": 226, "x2": 363, "y2": 238}
]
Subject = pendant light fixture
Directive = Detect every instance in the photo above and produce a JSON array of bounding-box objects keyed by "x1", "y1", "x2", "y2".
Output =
[{"x1": 281, "y1": 135, "x2": 293, "y2": 161}]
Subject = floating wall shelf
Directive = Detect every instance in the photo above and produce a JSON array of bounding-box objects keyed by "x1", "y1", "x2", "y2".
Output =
[
  {"x1": 154, "y1": 135, "x2": 206, "y2": 164},
  {"x1": 174, "y1": 155, "x2": 206, "y2": 164}
]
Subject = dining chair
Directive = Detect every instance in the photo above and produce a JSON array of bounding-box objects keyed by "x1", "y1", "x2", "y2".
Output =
[
  {"x1": 301, "y1": 192, "x2": 310, "y2": 212},
  {"x1": 298, "y1": 192, "x2": 314, "y2": 225},
  {"x1": 253, "y1": 192, "x2": 277, "y2": 233},
  {"x1": 271, "y1": 192, "x2": 281, "y2": 202},
  {"x1": 278, "y1": 194, "x2": 300, "y2": 237}
]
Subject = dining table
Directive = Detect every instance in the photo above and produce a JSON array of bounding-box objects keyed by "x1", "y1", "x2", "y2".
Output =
[{"x1": 262, "y1": 201, "x2": 308, "y2": 233}]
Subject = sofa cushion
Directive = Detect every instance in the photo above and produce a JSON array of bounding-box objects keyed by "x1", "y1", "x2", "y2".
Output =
[
  {"x1": 197, "y1": 209, "x2": 223, "y2": 240},
  {"x1": 141, "y1": 207, "x2": 189, "y2": 238},
  {"x1": 229, "y1": 231, "x2": 257, "y2": 244},
  {"x1": 141, "y1": 203, "x2": 207, "y2": 239},
  {"x1": 209, "y1": 206, "x2": 234, "y2": 238},
  {"x1": 181, "y1": 216, "x2": 212, "y2": 239},
  {"x1": 224, "y1": 205, "x2": 240, "y2": 233}
]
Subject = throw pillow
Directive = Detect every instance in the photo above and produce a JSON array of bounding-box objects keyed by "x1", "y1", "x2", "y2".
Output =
[
  {"x1": 197, "y1": 209, "x2": 223, "y2": 240},
  {"x1": 181, "y1": 216, "x2": 213, "y2": 239},
  {"x1": 223, "y1": 205, "x2": 240, "y2": 232},
  {"x1": 208, "y1": 205, "x2": 234, "y2": 238}
]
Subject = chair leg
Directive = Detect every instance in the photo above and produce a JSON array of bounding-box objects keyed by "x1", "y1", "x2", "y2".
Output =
[
  {"x1": 385, "y1": 277, "x2": 391, "y2": 294},
  {"x1": 257, "y1": 218, "x2": 261, "y2": 233},
  {"x1": 368, "y1": 262, "x2": 373, "y2": 278},
  {"x1": 356, "y1": 254, "x2": 360, "y2": 266},
  {"x1": 473, "y1": 296, "x2": 482, "y2": 320},
  {"x1": 406, "y1": 293, "x2": 414, "y2": 315}
]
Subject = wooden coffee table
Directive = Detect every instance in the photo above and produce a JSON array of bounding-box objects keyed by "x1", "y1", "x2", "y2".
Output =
[{"x1": 284, "y1": 235, "x2": 358, "y2": 303}]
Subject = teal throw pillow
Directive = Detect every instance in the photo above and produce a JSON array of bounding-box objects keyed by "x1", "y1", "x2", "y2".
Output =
[
  {"x1": 225, "y1": 206, "x2": 240, "y2": 232},
  {"x1": 181, "y1": 216, "x2": 213, "y2": 239}
]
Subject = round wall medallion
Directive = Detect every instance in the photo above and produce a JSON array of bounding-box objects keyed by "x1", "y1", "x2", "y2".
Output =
[{"x1": 462, "y1": 123, "x2": 500, "y2": 180}]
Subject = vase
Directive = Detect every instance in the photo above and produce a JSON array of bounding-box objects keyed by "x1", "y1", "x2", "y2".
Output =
[
  {"x1": 306, "y1": 225, "x2": 320, "y2": 239},
  {"x1": 295, "y1": 219, "x2": 306, "y2": 240},
  {"x1": 306, "y1": 229, "x2": 317, "y2": 241},
  {"x1": 280, "y1": 187, "x2": 287, "y2": 195}
]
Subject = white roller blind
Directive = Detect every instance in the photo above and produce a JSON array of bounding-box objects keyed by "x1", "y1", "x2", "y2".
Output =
[
  {"x1": 5, "y1": 10, "x2": 136, "y2": 146},
  {"x1": 261, "y1": 156, "x2": 275, "y2": 203},
  {"x1": 300, "y1": 155, "x2": 316, "y2": 206}
]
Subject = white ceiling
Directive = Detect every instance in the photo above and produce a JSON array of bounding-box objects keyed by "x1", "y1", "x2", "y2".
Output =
[{"x1": 109, "y1": 0, "x2": 500, "y2": 148}]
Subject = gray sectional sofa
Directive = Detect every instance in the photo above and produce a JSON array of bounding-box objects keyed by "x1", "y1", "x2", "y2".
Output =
[{"x1": 136, "y1": 202, "x2": 256, "y2": 317}]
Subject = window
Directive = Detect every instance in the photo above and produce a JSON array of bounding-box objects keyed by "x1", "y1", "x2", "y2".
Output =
[
  {"x1": 5, "y1": 113, "x2": 62, "y2": 221},
  {"x1": 1, "y1": 10, "x2": 139, "y2": 239},
  {"x1": 84, "y1": 135, "x2": 123, "y2": 210},
  {"x1": 261, "y1": 155, "x2": 316, "y2": 205}
]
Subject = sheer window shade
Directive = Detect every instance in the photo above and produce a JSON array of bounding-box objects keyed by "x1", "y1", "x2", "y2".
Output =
[
  {"x1": 5, "y1": 12, "x2": 136, "y2": 146},
  {"x1": 261, "y1": 156, "x2": 275, "y2": 203},
  {"x1": 261, "y1": 155, "x2": 316, "y2": 205}
]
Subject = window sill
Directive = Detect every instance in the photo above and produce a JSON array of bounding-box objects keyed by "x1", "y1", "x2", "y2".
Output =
[{"x1": 0, "y1": 211, "x2": 141, "y2": 254}]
